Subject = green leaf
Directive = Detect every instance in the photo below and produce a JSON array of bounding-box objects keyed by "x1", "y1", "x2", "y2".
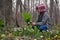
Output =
[
  {"x1": 0, "y1": 19, "x2": 3, "y2": 26},
  {"x1": 22, "y1": 12, "x2": 32, "y2": 23},
  {"x1": 33, "y1": 26, "x2": 41, "y2": 38}
]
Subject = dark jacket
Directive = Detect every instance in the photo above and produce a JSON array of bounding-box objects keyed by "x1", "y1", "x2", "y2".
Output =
[{"x1": 36, "y1": 12, "x2": 52, "y2": 29}]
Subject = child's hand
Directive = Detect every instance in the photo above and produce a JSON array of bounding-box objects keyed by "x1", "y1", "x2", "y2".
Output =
[{"x1": 32, "y1": 22, "x2": 36, "y2": 25}]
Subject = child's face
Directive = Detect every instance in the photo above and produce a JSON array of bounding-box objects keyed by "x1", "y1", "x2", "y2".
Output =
[
  {"x1": 36, "y1": 9, "x2": 45, "y2": 15},
  {"x1": 36, "y1": 6, "x2": 45, "y2": 14}
]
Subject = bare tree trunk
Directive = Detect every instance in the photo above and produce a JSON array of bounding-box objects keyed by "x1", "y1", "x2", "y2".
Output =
[
  {"x1": 49, "y1": 0, "x2": 54, "y2": 24},
  {"x1": 0, "y1": 0, "x2": 3, "y2": 19},
  {"x1": 16, "y1": 0, "x2": 20, "y2": 27},
  {"x1": 54, "y1": 0, "x2": 59, "y2": 25},
  {"x1": 28, "y1": 0, "x2": 30, "y2": 12},
  {"x1": 4, "y1": 0, "x2": 12, "y2": 26},
  {"x1": 24, "y1": 0, "x2": 27, "y2": 12},
  {"x1": 50, "y1": 0, "x2": 54, "y2": 18},
  {"x1": 3, "y1": 0, "x2": 12, "y2": 32},
  {"x1": 45, "y1": 0, "x2": 48, "y2": 11},
  {"x1": 20, "y1": 0, "x2": 22, "y2": 13},
  {"x1": 16, "y1": 0, "x2": 22, "y2": 27}
]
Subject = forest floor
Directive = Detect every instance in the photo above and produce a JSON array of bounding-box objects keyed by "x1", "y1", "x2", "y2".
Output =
[{"x1": 0, "y1": 25, "x2": 60, "y2": 40}]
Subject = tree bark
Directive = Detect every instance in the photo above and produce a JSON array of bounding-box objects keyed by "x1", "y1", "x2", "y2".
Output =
[
  {"x1": 49, "y1": 0, "x2": 54, "y2": 24},
  {"x1": 54, "y1": 0, "x2": 59, "y2": 24},
  {"x1": 3, "y1": 0, "x2": 12, "y2": 32},
  {"x1": 16, "y1": 0, "x2": 22, "y2": 27}
]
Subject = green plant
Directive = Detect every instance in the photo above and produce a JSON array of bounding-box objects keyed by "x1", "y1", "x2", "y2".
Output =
[
  {"x1": 22, "y1": 12, "x2": 32, "y2": 23},
  {"x1": 0, "y1": 19, "x2": 4, "y2": 32},
  {"x1": 57, "y1": 30, "x2": 60, "y2": 36},
  {"x1": 22, "y1": 12, "x2": 41, "y2": 38},
  {"x1": 33, "y1": 26, "x2": 41, "y2": 38},
  {"x1": 22, "y1": 25, "x2": 41, "y2": 39},
  {"x1": 22, "y1": 25, "x2": 33, "y2": 36},
  {"x1": 12, "y1": 29, "x2": 23, "y2": 36},
  {"x1": 0, "y1": 19, "x2": 4, "y2": 39},
  {"x1": 0, "y1": 19, "x2": 4, "y2": 27}
]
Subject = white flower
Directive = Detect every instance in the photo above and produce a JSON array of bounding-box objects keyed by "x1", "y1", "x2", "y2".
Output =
[
  {"x1": 50, "y1": 31, "x2": 53, "y2": 34},
  {"x1": 24, "y1": 28, "x2": 26, "y2": 30},
  {"x1": 34, "y1": 39, "x2": 37, "y2": 40},
  {"x1": 40, "y1": 35, "x2": 44, "y2": 38},
  {"x1": 1, "y1": 34, "x2": 5, "y2": 37},
  {"x1": 14, "y1": 28, "x2": 17, "y2": 31},
  {"x1": 31, "y1": 29, "x2": 34, "y2": 31},
  {"x1": 56, "y1": 31, "x2": 59, "y2": 34},
  {"x1": 47, "y1": 30, "x2": 49, "y2": 32},
  {"x1": 15, "y1": 38, "x2": 19, "y2": 40}
]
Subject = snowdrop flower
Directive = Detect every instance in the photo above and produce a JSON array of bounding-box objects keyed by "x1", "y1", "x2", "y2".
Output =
[
  {"x1": 24, "y1": 28, "x2": 26, "y2": 30},
  {"x1": 31, "y1": 29, "x2": 34, "y2": 31},
  {"x1": 56, "y1": 30, "x2": 59, "y2": 34},
  {"x1": 50, "y1": 31, "x2": 53, "y2": 34},
  {"x1": 14, "y1": 28, "x2": 17, "y2": 31},
  {"x1": 47, "y1": 30, "x2": 49, "y2": 32},
  {"x1": 34, "y1": 39, "x2": 37, "y2": 40},
  {"x1": 15, "y1": 37, "x2": 19, "y2": 40},
  {"x1": 1, "y1": 34, "x2": 5, "y2": 37},
  {"x1": 40, "y1": 35, "x2": 44, "y2": 38}
]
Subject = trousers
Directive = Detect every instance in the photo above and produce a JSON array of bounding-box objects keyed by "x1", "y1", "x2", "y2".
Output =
[{"x1": 32, "y1": 25, "x2": 48, "y2": 32}]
